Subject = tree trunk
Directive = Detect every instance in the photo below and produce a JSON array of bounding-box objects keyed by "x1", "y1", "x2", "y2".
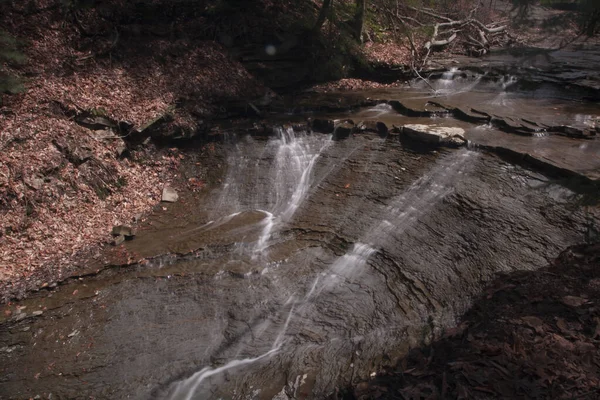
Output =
[
  {"x1": 314, "y1": 0, "x2": 333, "y2": 32},
  {"x1": 353, "y1": 0, "x2": 367, "y2": 42}
]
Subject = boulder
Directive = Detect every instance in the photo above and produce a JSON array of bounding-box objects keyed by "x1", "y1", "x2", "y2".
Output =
[
  {"x1": 356, "y1": 121, "x2": 389, "y2": 137},
  {"x1": 402, "y1": 124, "x2": 467, "y2": 147},
  {"x1": 333, "y1": 121, "x2": 355, "y2": 140},
  {"x1": 376, "y1": 121, "x2": 389, "y2": 137},
  {"x1": 356, "y1": 120, "x2": 379, "y2": 132},
  {"x1": 311, "y1": 118, "x2": 335, "y2": 133},
  {"x1": 162, "y1": 186, "x2": 179, "y2": 203}
]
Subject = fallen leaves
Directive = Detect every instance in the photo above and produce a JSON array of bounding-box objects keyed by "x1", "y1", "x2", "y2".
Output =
[
  {"x1": 0, "y1": 1, "x2": 267, "y2": 295},
  {"x1": 311, "y1": 78, "x2": 404, "y2": 93}
]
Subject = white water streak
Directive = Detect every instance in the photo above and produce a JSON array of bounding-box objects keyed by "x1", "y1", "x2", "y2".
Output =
[
  {"x1": 169, "y1": 348, "x2": 280, "y2": 400},
  {"x1": 253, "y1": 127, "x2": 331, "y2": 256}
]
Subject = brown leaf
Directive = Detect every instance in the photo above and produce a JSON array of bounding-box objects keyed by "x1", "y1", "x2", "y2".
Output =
[
  {"x1": 556, "y1": 317, "x2": 572, "y2": 335},
  {"x1": 562, "y1": 296, "x2": 588, "y2": 307}
]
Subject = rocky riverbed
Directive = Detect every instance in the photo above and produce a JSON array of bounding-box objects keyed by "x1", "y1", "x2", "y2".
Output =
[
  {"x1": 1, "y1": 30, "x2": 600, "y2": 400},
  {"x1": 1, "y1": 92, "x2": 598, "y2": 399}
]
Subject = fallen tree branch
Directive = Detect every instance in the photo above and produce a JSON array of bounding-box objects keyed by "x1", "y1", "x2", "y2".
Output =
[
  {"x1": 381, "y1": 3, "x2": 509, "y2": 72},
  {"x1": 407, "y1": 5, "x2": 452, "y2": 22}
]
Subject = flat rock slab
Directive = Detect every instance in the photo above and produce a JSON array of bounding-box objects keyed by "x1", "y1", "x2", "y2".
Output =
[
  {"x1": 402, "y1": 124, "x2": 467, "y2": 147},
  {"x1": 466, "y1": 128, "x2": 600, "y2": 182}
]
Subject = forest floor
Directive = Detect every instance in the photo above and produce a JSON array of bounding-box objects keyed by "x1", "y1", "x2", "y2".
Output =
[{"x1": 0, "y1": 1, "x2": 268, "y2": 300}]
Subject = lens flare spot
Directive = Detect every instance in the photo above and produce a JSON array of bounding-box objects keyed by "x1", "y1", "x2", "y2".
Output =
[{"x1": 265, "y1": 45, "x2": 277, "y2": 56}]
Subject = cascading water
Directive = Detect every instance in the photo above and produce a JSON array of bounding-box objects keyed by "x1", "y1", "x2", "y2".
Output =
[
  {"x1": 254, "y1": 127, "x2": 332, "y2": 256},
  {"x1": 364, "y1": 103, "x2": 394, "y2": 118},
  {"x1": 166, "y1": 150, "x2": 477, "y2": 400},
  {"x1": 208, "y1": 127, "x2": 332, "y2": 257},
  {"x1": 438, "y1": 67, "x2": 459, "y2": 88},
  {"x1": 490, "y1": 74, "x2": 519, "y2": 106},
  {"x1": 411, "y1": 68, "x2": 483, "y2": 97}
]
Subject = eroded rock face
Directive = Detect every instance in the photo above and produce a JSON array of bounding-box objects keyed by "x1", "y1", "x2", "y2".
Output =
[{"x1": 402, "y1": 124, "x2": 467, "y2": 147}]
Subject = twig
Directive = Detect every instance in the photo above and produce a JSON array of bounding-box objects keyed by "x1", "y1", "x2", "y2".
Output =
[{"x1": 412, "y1": 67, "x2": 437, "y2": 95}]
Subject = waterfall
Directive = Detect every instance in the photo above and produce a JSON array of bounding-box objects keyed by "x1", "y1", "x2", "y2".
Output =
[
  {"x1": 254, "y1": 127, "x2": 332, "y2": 256},
  {"x1": 166, "y1": 150, "x2": 477, "y2": 400},
  {"x1": 439, "y1": 67, "x2": 459, "y2": 89},
  {"x1": 208, "y1": 127, "x2": 331, "y2": 258}
]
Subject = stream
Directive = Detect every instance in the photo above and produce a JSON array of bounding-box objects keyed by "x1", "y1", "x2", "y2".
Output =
[{"x1": 1, "y1": 51, "x2": 599, "y2": 399}]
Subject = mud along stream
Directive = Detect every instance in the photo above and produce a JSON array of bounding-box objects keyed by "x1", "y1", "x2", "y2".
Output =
[{"x1": 1, "y1": 61, "x2": 600, "y2": 399}]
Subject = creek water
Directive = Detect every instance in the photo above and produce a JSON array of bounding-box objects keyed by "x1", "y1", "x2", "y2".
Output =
[{"x1": 1, "y1": 60, "x2": 599, "y2": 400}]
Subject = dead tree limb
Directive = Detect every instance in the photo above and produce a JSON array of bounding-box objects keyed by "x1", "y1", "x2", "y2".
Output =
[{"x1": 381, "y1": 2, "x2": 509, "y2": 79}]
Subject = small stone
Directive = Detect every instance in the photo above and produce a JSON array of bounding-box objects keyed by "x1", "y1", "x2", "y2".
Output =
[
  {"x1": 562, "y1": 296, "x2": 588, "y2": 307},
  {"x1": 162, "y1": 187, "x2": 179, "y2": 203},
  {"x1": 91, "y1": 129, "x2": 116, "y2": 140},
  {"x1": 32, "y1": 311, "x2": 43, "y2": 317},
  {"x1": 356, "y1": 120, "x2": 379, "y2": 132}
]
